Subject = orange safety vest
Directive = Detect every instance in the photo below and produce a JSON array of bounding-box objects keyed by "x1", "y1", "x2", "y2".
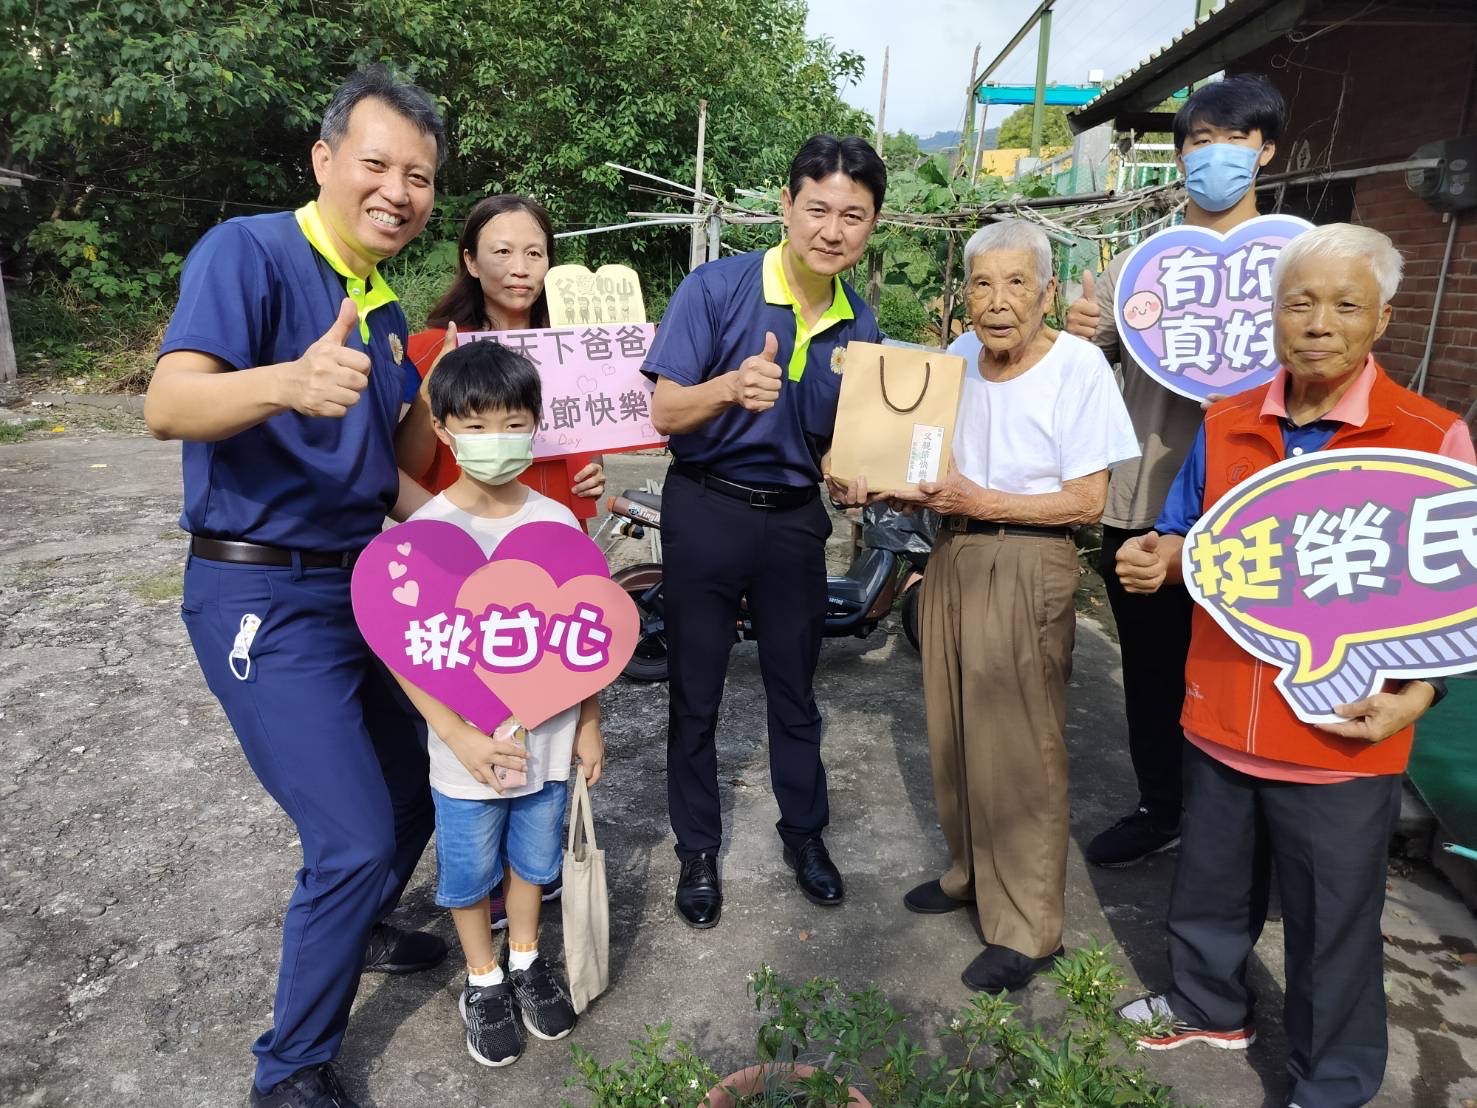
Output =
[{"x1": 1181, "y1": 363, "x2": 1466, "y2": 774}]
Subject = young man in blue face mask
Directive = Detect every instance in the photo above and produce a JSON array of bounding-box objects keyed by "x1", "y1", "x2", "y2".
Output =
[{"x1": 1066, "y1": 75, "x2": 1284, "y2": 868}]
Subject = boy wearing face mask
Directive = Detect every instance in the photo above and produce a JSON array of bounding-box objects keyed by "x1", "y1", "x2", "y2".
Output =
[
  {"x1": 393, "y1": 340, "x2": 601, "y2": 1069},
  {"x1": 1067, "y1": 75, "x2": 1285, "y2": 869}
]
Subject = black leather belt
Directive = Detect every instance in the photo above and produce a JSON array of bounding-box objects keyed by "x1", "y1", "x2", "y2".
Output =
[
  {"x1": 190, "y1": 536, "x2": 360, "y2": 570},
  {"x1": 671, "y1": 462, "x2": 818, "y2": 510},
  {"x1": 945, "y1": 517, "x2": 1072, "y2": 539}
]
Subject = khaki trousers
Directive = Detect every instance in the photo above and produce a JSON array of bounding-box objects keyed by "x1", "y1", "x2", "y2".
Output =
[{"x1": 921, "y1": 529, "x2": 1080, "y2": 958}]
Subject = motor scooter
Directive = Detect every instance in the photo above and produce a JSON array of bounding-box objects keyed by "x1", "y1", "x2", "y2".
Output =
[{"x1": 600, "y1": 488, "x2": 928, "y2": 682}]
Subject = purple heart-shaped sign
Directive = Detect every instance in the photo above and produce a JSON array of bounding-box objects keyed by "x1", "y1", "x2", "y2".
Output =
[
  {"x1": 350, "y1": 519, "x2": 611, "y2": 733},
  {"x1": 1114, "y1": 214, "x2": 1313, "y2": 403}
]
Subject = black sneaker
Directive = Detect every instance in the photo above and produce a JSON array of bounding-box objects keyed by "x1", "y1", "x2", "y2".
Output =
[
  {"x1": 459, "y1": 978, "x2": 525, "y2": 1067},
  {"x1": 508, "y1": 954, "x2": 578, "y2": 1041},
  {"x1": 362, "y1": 922, "x2": 447, "y2": 974},
  {"x1": 1084, "y1": 807, "x2": 1180, "y2": 868},
  {"x1": 250, "y1": 1062, "x2": 359, "y2": 1108}
]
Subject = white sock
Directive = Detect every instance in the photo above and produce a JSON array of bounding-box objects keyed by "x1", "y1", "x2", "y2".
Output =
[
  {"x1": 468, "y1": 965, "x2": 504, "y2": 987},
  {"x1": 508, "y1": 946, "x2": 538, "y2": 973}
]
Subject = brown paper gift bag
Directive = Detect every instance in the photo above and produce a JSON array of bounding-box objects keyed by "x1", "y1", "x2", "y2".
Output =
[
  {"x1": 827, "y1": 341, "x2": 966, "y2": 493},
  {"x1": 561, "y1": 768, "x2": 608, "y2": 1014}
]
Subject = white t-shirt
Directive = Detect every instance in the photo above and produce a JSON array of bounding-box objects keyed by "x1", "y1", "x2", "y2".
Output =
[
  {"x1": 408, "y1": 489, "x2": 583, "y2": 801},
  {"x1": 946, "y1": 330, "x2": 1140, "y2": 495}
]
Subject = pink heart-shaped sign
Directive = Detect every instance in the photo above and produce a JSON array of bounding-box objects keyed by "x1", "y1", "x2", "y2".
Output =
[
  {"x1": 456, "y1": 561, "x2": 638, "y2": 727},
  {"x1": 351, "y1": 520, "x2": 628, "y2": 733}
]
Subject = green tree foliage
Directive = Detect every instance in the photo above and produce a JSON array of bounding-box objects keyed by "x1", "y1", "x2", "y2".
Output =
[
  {"x1": 994, "y1": 104, "x2": 1073, "y2": 150},
  {"x1": 882, "y1": 130, "x2": 924, "y2": 169},
  {"x1": 0, "y1": 0, "x2": 869, "y2": 310}
]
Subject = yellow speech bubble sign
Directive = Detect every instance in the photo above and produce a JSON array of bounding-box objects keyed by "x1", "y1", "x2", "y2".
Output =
[{"x1": 546, "y1": 264, "x2": 645, "y2": 327}]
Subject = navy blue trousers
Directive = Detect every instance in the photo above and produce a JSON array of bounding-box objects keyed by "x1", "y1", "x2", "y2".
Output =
[
  {"x1": 181, "y1": 555, "x2": 432, "y2": 1092},
  {"x1": 1168, "y1": 742, "x2": 1402, "y2": 1108},
  {"x1": 662, "y1": 467, "x2": 832, "y2": 858}
]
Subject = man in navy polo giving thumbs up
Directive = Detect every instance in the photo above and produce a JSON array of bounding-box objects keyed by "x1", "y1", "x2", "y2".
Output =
[
  {"x1": 145, "y1": 67, "x2": 450, "y2": 1108},
  {"x1": 643, "y1": 134, "x2": 886, "y2": 928}
]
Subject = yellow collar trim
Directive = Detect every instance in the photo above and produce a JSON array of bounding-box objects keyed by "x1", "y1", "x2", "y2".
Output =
[
  {"x1": 295, "y1": 202, "x2": 398, "y2": 342},
  {"x1": 762, "y1": 243, "x2": 854, "y2": 381}
]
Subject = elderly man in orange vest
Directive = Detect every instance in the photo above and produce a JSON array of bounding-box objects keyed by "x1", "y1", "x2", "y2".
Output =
[{"x1": 1113, "y1": 223, "x2": 1473, "y2": 1108}]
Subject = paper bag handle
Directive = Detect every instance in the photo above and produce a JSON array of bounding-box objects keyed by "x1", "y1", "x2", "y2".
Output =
[
  {"x1": 566, "y1": 768, "x2": 598, "y2": 860},
  {"x1": 879, "y1": 355, "x2": 932, "y2": 414}
]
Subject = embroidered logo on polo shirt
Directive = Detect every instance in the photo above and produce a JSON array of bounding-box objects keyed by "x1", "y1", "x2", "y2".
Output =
[
  {"x1": 830, "y1": 347, "x2": 846, "y2": 375},
  {"x1": 389, "y1": 333, "x2": 404, "y2": 365}
]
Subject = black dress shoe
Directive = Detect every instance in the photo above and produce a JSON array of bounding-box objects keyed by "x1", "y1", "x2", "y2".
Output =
[
  {"x1": 903, "y1": 879, "x2": 970, "y2": 914},
  {"x1": 362, "y1": 922, "x2": 447, "y2": 974},
  {"x1": 961, "y1": 943, "x2": 1065, "y2": 992},
  {"x1": 675, "y1": 852, "x2": 722, "y2": 929},
  {"x1": 250, "y1": 1062, "x2": 360, "y2": 1107},
  {"x1": 782, "y1": 838, "x2": 845, "y2": 906}
]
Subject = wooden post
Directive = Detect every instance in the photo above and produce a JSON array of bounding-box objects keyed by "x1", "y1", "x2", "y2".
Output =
[
  {"x1": 939, "y1": 231, "x2": 958, "y2": 343},
  {"x1": 0, "y1": 175, "x2": 18, "y2": 386},
  {"x1": 868, "y1": 47, "x2": 890, "y2": 314},
  {"x1": 971, "y1": 103, "x2": 990, "y2": 183},
  {"x1": 955, "y1": 43, "x2": 981, "y2": 177},
  {"x1": 689, "y1": 99, "x2": 708, "y2": 271},
  {"x1": 0, "y1": 257, "x2": 14, "y2": 386},
  {"x1": 875, "y1": 47, "x2": 889, "y2": 150}
]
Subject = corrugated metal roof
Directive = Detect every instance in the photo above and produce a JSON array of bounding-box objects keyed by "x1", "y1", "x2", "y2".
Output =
[{"x1": 1068, "y1": 0, "x2": 1299, "y2": 131}]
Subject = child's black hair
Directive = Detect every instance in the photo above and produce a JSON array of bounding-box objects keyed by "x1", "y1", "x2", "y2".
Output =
[
  {"x1": 428, "y1": 339, "x2": 542, "y2": 423},
  {"x1": 1173, "y1": 74, "x2": 1287, "y2": 151}
]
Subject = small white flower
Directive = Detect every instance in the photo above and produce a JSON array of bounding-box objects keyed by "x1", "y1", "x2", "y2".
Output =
[
  {"x1": 1029, "y1": 1078, "x2": 1041, "y2": 1088},
  {"x1": 949, "y1": 1019, "x2": 962, "y2": 1031},
  {"x1": 688, "y1": 1079, "x2": 699, "y2": 1090}
]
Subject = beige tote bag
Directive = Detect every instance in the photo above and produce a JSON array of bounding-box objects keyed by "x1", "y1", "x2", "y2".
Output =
[
  {"x1": 562, "y1": 769, "x2": 608, "y2": 1013},
  {"x1": 827, "y1": 341, "x2": 966, "y2": 494}
]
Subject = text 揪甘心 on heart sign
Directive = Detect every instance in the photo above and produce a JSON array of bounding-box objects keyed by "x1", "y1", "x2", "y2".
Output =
[{"x1": 351, "y1": 519, "x2": 638, "y2": 730}]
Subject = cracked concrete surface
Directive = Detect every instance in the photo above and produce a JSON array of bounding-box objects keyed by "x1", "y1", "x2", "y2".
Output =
[{"x1": 1, "y1": 420, "x2": 1474, "y2": 1107}]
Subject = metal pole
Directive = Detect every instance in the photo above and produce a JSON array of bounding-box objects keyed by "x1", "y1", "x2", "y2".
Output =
[
  {"x1": 689, "y1": 100, "x2": 708, "y2": 271},
  {"x1": 1030, "y1": 8, "x2": 1052, "y2": 158}
]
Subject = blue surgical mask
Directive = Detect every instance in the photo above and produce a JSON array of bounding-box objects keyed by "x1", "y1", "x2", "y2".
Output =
[{"x1": 1182, "y1": 143, "x2": 1263, "y2": 213}]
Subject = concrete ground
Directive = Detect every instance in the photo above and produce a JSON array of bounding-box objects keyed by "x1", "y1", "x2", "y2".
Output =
[{"x1": 1, "y1": 409, "x2": 1475, "y2": 1108}]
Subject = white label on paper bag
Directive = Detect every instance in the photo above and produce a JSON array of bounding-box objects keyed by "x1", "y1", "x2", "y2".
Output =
[{"x1": 906, "y1": 424, "x2": 946, "y2": 484}]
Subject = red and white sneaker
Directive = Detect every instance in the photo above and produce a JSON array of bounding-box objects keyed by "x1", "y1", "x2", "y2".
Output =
[{"x1": 1118, "y1": 994, "x2": 1255, "y2": 1051}]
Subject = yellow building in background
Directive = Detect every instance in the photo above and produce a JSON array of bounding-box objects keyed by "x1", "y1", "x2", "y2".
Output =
[{"x1": 980, "y1": 146, "x2": 1069, "y2": 177}]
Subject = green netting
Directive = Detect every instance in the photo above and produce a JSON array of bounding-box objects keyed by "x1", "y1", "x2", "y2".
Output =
[{"x1": 1408, "y1": 676, "x2": 1477, "y2": 850}]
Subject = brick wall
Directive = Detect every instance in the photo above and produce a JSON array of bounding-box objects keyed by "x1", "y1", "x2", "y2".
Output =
[{"x1": 1236, "y1": 18, "x2": 1477, "y2": 421}]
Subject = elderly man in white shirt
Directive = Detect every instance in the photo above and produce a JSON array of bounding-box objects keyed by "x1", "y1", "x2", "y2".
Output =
[{"x1": 889, "y1": 220, "x2": 1138, "y2": 991}]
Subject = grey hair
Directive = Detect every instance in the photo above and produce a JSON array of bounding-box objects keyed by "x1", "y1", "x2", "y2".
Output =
[
  {"x1": 962, "y1": 219, "x2": 1055, "y2": 287},
  {"x1": 321, "y1": 65, "x2": 447, "y2": 169},
  {"x1": 1272, "y1": 222, "x2": 1403, "y2": 304}
]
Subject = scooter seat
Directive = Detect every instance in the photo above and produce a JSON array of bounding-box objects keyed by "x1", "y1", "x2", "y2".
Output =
[
  {"x1": 620, "y1": 489, "x2": 663, "y2": 512},
  {"x1": 827, "y1": 547, "x2": 893, "y2": 610}
]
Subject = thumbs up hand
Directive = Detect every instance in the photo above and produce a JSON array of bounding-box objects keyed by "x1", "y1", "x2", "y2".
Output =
[
  {"x1": 285, "y1": 298, "x2": 374, "y2": 418},
  {"x1": 731, "y1": 330, "x2": 784, "y2": 413},
  {"x1": 1065, "y1": 269, "x2": 1102, "y2": 341},
  {"x1": 1116, "y1": 529, "x2": 1168, "y2": 594}
]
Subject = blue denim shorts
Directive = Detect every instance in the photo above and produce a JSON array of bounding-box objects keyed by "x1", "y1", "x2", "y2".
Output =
[{"x1": 431, "y1": 781, "x2": 569, "y2": 908}]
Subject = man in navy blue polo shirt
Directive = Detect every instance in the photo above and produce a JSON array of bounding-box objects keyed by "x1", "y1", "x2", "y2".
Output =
[
  {"x1": 145, "y1": 69, "x2": 504, "y2": 1108},
  {"x1": 643, "y1": 134, "x2": 886, "y2": 928}
]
